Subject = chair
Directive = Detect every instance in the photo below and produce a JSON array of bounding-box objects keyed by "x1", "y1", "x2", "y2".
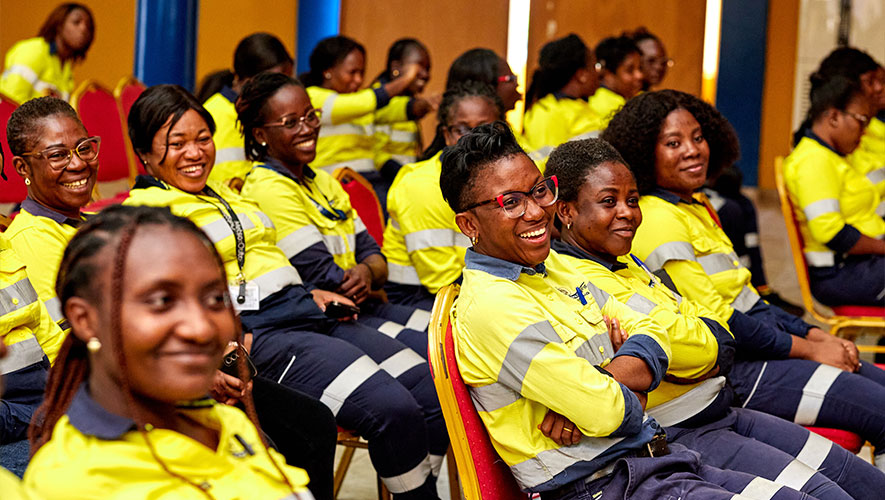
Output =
[
  {"x1": 0, "y1": 213, "x2": 12, "y2": 232},
  {"x1": 114, "y1": 76, "x2": 147, "y2": 176},
  {"x1": 334, "y1": 428, "x2": 390, "y2": 500},
  {"x1": 774, "y1": 157, "x2": 885, "y2": 349},
  {"x1": 71, "y1": 80, "x2": 137, "y2": 200},
  {"x1": 0, "y1": 92, "x2": 26, "y2": 208},
  {"x1": 428, "y1": 284, "x2": 526, "y2": 499},
  {"x1": 334, "y1": 167, "x2": 385, "y2": 246}
]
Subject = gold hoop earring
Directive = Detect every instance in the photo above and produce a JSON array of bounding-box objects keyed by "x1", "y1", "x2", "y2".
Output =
[
  {"x1": 86, "y1": 337, "x2": 102, "y2": 353},
  {"x1": 24, "y1": 178, "x2": 30, "y2": 185}
]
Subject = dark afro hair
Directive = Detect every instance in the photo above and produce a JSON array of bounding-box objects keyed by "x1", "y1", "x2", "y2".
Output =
[
  {"x1": 439, "y1": 121, "x2": 526, "y2": 213},
  {"x1": 545, "y1": 138, "x2": 631, "y2": 203},
  {"x1": 601, "y1": 89, "x2": 739, "y2": 194}
]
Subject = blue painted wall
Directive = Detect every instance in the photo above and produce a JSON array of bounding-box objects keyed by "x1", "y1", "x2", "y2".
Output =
[
  {"x1": 296, "y1": 0, "x2": 341, "y2": 76},
  {"x1": 134, "y1": 0, "x2": 199, "y2": 90},
  {"x1": 715, "y1": 0, "x2": 769, "y2": 186}
]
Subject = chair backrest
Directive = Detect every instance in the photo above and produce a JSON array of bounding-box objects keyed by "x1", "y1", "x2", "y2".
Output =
[
  {"x1": 428, "y1": 284, "x2": 526, "y2": 500},
  {"x1": 114, "y1": 76, "x2": 147, "y2": 176},
  {"x1": 334, "y1": 167, "x2": 385, "y2": 245},
  {"x1": 0, "y1": 92, "x2": 27, "y2": 205},
  {"x1": 71, "y1": 80, "x2": 135, "y2": 199}
]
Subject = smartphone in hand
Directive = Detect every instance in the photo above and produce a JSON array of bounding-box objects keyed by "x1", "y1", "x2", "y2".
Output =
[{"x1": 324, "y1": 301, "x2": 360, "y2": 319}]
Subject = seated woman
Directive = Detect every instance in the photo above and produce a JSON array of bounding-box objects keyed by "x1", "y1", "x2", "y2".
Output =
[
  {"x1": 818, "y1": 47, "x2": 885, "y2": 203},
  {"x1": 588, "y1": 35, "x2": 644, "y2": 127},
  {"x1": 124, "y1": 84, "x2": 446, "y2": 499},
  {"x1": 202, "y1": 32, "x2": 294, "y2": 187},
  {"x1": 301, "y1": 35, "x2": 433, "y2": 209},
  {"x1": 236, "y1": 72, "x2": 432, "y2": 358},
  {"x1": 547, "y1": 138, "x2": 884, "y2": 499},
  {"x1": 23, "y1": 205, "x2": 313, "y2": 499},
  {"x1": 627, "y1": 27, "x2": 672, "y2": 92},
  {"x1": 522, "y1": 34, "x2": 603, "y2": 160},
  {"x1": 784, "y1": 74, "x2": 883, "y2": 306},
  {"x1": 1, "y1": 320, "x2": 35, "y2": 498},
  {"x1": 603, "y1": 89, "x2": 885, "y2": 471},
  {"x1": 382, "y1": 81, "x2": 503, "y2": 310},
  {"x1": 372, "y1": 38, "x2": 433, "y2": 174},
  {"x1": 440, "y1": 121, "x2": 811, "y2": 500},
  {"x1": 5, "y1": 96, "x2": 97, "y2": 359},
  {"x1": 0, "y1": 3, "x2": 94, "y2": 102}
]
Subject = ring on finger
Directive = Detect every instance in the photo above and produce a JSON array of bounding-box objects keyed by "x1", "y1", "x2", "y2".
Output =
[{"x1": 562, "y1": 427, "x2": 573, "y2": 433}]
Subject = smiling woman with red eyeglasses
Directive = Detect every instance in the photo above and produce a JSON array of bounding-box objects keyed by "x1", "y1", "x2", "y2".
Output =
[{"x1": 5, "y1": 97, "x2": 99, "y2": 362}]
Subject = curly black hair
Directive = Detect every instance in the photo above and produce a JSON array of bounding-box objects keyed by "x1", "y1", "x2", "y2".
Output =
[
  {"x1": 7, "y1": 96, "x2": 83, "y2": 156},
  {"x1": 601, "y1": 90, "x2": 739, "y2": 194},
  {"x1": 439, "y1": 121, "x2": 526, "y2": 213},
  {"x1": 545, "y1": 138, "x2": 630, "y2": 203}
]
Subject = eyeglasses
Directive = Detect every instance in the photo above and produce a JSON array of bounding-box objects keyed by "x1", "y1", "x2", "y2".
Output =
[
  {"x1": 497, "y1": 74, "x2": 517, "y2": 84},
  {"x1": 446, "y1": 123, "x2": 472, "y2": 137},
  {"x1": 20, "y1": 136, "x2": 101, "y2": 171},
  {"x1": 463, "y1": 175, "x2": 558, "y2": 218},
  {"x1": 843, "y1": 111, "x2": 870, "y2": 127},
  {"x1": 263, "y1": 109, "x2": 322, "y2": 133},
  {"x1": 643, "y1": 56, "x2": 675, "y2": 68}
]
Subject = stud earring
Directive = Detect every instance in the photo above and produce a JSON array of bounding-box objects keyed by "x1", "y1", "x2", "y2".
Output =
[
  {"x1": 566, "y1": 222, "x2": 572, "y2": 229},
  {"x1": 324, "y1": 72, "x2": 332, "y2": 80},
  {"x1": 261, "y1": 142, "x2": 267, "y2": 147},
  {"x1": 24, "y1": 178, "x2": 30, "y2": 185},
  {"x1": 470, "y1": 236, "x2": 478, "y2": 246},
  {"x1": 86, "y1": 337, "x2": 102, "y2": 353},
  {"x1": 392, "y1": 69, "x2": 400, "y2": 77}
]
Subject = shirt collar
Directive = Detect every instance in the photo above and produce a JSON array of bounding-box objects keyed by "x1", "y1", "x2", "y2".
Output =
[
  {"x1": 68, "y1": 384, "x2": 137, "y2": 440},
  {"x1": 551, "y1": 239, "x2": 627, "y2": 271},
  {"x1": 646, "y1": 187, "x2": 703, "y2": 206},
  {"x1": 804, "y1": 129, "x2": 842, "y2": 157},
  {"x1": 21, "y1": 197, "x2": 84, "y2": 227},
  {"x1": 464, "y1": 247, "x2": 546, "y2": 281},
  {"x1": 48, "y1": 40, "x2": 58, "y2": 56},
  {"x1": 553, "y1": 91, "x2": 587, "y2": 102},
  {"x1": 253, "y1": 157, "x2": 316, "y2": 184},
  {"x1": 132, "y1": 174, "x2": 168, "y2": 190},
  {"x1": 220, "y1": 85, "x2": 238, "y2": 104}
]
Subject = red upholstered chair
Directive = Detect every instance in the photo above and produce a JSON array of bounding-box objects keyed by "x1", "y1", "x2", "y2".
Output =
[
  {"x1": 428, "y1": 284, "x2": 527, "y2": 499},
  {"x1": 72, "y1": 80, "x2": 136, "y2": 200},
  {"x1": 774, "y1": 157, "x2": 885, "y2": 347},
  {"x1": 114, "y1": 76, "x2": 147, "y2": 176},
  {"x1": 334, "y1": 167, "x2": 385, "y2": 246},
  {"x1": 0, "y1": 92, "x2": 27, "y2": 207},
  {"x1": 804, "y1": 427, "x2": 864, "y2": 454}
]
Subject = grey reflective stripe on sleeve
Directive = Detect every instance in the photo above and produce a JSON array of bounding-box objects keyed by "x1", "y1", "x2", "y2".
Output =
[
  {"x1": 405, "y1": 309, "x2": 431, "y2": 331},
  {"x1": 2, "y1": 65, "x2": 39, "y2": 84},
  {"x1": 201, "y1": 212, "x2": 256, "y2": 244},
  {"x1": 624, "y1": 294, "x2": 657, "y2": 315},
  {"x1": 739, "y1": 477, "x2": 784, "y2": 500},
  {"x1": 353, "y1": 215, "x2": 367, "y2": 234},
  {"x1": 318, "y1": 122, "x2": 368, "y2": 138},
  {"x1": 528, "y1": 147, "x2": 553, "y2": 162},
  {"x1": 584, "y1": 282, "x2": 610, "y2": 309},
  {"x1": 497, "y1": 321, "x2": 562, "y2": 392},
  {"x1": 803, "y1": 198, "x2": 840, "y2": 221},
  {"x1": 645, "y1": 376, "x2": 725, "y2": 426},
  {"x1": 252, "y1": 266, "x2": 303, "y2": 301},
  {"x1": 877, "y1": 199, "x2": 885, "y2": 218},
  {"x1": 391, "y1": 154, "x2": 417, "y2": 165},
  {"x1": 389, "y1": 129, "x2": 418, "y2": 142},
  {"x1": 866, "y1": 167, "x2": 885, "y2": 186},
  {"x1": 320, "y1": 94, "x2": 337, "y2": 125},
  {"x1": 574, "y1": 334, "x2": 613, "y2": 364},
  {"x1": 745, "y1": 232, "x2": 759, "y2": 249},
  {"x1": 804, "y1": 251, "x2": 835, "y2": 267},
  {"x1": 387, "y1": 263, "x2": 422, "y2": 285},
  {"x1": 0, "y1": 277, "x2": 39, "y2": 315},
  {"x1": 705, "y1": 189, "x2": 726, "y2": 211},
  {"x1": 730, "y1": 286, "x2": 760, "y2": 313},
  {"x1": 404, "y1": 228, "x2": 462, "y2": 253},
  {"x1": 44, "y1": 296, "x2": 64, "y2": 324},
  {"x1": 793, "y1": 363, "x2": 841, "y2": 425},
  {"x1": 214, "y1": 147, "x2": 246, "y2": 164},
  {"x1": 256, "y1": 211, "x2": 275, "y2": 229},
  {"x1": 319, "y1": 354, "x2": 379, "y2": 416},
  {"x1": 569, "y1": 130, "x2": 601, "y2": 141},
  {"x1": 380, "y1": 454, "x2": 432, "y2": 494},
  {"x1": 277, "y1": 225, "x2": 324, "y2": 258},
  {"x1": 643, "y1": 241, "x2": 697, "y2": 270},
  {"x1": 697, "y1": 252, "x2": 741, "y2": 275},
  {"x1": 469, "y1": 382, "x2": 522, "y2": 412},
  {"x1": 0, "y1": 337, "x2": 45, "y2": 375},
  {"x1": 318, "y1": 158, "x2": 376, "y2": 174},
  {"x1": 378, "y1": 349, "x2": 424, "y2": 379},
  {"x1": 321, "y1": 232, "x2": 355, "y2": 256},
  {"x1": 389, "y1": 218, "x2": 401, "y2": 231}
]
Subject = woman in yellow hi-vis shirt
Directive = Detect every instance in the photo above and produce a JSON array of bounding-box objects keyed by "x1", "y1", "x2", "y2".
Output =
[
  {"x1": 604, "y1": 88, "x2": 885, "y2": 472},
  {"x1": 23, "y1": 205, "x2": 313, "y2": 499},
  {"x1": 588, "y1": 35, "x2": 644, "y2": 127},
  {"x1": 0, "y1": 3, "x2": 94, "y2": 103},
  {"x1": 784, "y1": 73, "x2": 884, "y2": 306}
]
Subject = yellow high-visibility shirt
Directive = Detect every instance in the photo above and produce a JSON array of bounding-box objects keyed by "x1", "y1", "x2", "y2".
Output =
[
  {"x1": 784, "y1": 135, "x2": 884, "y2": 268},
  {"x1": 523, "y1": 93, "x2": 604, "y2": 161},
  {"x1": 0, "y1": 468, "x2": 31, "y2": 500},
  {"x1": 454, "y1": 248, "x2": 670, "y2": 492},
  {"x1": 847, "y1": 116, "x2": 885, "y2": 216},
  {"x1": 204, "y1": 87, "x2": 254, "y2": 185},
  {"x1": 587, "y1": 86, "x2": 626, "y2": 128},
  {"x1": 0, "y1": 37, "x2": 73, "y2": 103}
]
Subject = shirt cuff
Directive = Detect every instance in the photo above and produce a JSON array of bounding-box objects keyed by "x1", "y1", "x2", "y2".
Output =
[
  {"x1": 826, "y1": 224, "x2": 862, "y2": 253},
  {"x1": 373, "y1": 86, "x2": 392, "y2": 109},
  {"x1": 699, "y1": 316, "x2": 735, "y2": 377},
  {"x1": 406, "y1": 98, "x2": 418, "y2": 120},
  {"x1": 608, "y1": 383, "x2": 644, "y2": 438},
  {"x1": 613, "y1": 335, "x2": 669, "y2": 391}
]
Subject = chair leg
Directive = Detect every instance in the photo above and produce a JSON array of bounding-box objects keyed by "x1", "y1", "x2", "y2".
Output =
[
  {"x1": 333, "y1": 446, "x2": 356, "y2": 499},
  {"x1": 446, "y1": 447, "x2": 460, "y2": 500},
  {"x1": 377, "y1": 475, "x2": 391, "y2": 500}
]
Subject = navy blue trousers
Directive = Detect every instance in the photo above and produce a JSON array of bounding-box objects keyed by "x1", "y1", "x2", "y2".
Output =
[
  {"x1": 358, "y1": 301, "x2": 431, "y2": 358},
  {"x1": 809, "y1": 255, "x2": 885, "y2": 307},
  {"x1": 383, "y1": 282, "x2": 437, "y2": 312},
  {"x1": 1, "y1": 359, "x2": 48, "y2": 443}
]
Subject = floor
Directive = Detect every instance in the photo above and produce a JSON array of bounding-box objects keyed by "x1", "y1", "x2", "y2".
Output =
[{"x1": 333, "y1": 189, "x2": 883, "y2": 498}]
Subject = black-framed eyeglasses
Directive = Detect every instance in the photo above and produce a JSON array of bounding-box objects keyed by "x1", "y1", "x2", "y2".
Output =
[
  {"x1": 462, "y1": 175, "x2": 558, "y2": 218},
  {"x1": 263, "y1": 109, "x2": 322, "y2": 134},
  {"x1": 20, "y1": 136, "x2": 101, "y2": 171}
]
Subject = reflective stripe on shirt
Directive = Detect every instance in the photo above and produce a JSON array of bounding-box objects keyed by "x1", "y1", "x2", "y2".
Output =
[
  {"x1": 0, "y1": 277, "x2": 39, "y2": 315},
  {"x1": 0, "y1": 336, "x2": 45, "y2": 375}
]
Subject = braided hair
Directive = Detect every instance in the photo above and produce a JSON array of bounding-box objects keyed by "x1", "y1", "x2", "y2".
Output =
[
  {"x1": 30, "y1": 205, "x2": 296, "y2": 497},
  {"x1": 236, "y1": 72, "x2": 305, "y2": 162},
  {"x1": 419, "y1": 80, "x2": 503, "y2": 161}
]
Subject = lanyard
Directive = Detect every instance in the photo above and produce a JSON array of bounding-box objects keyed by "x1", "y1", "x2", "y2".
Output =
[
  {"x1": 304, "y1": 184, "x2": 347, "y2": 221},
  {"x1": 199, "y1": 186, "x2": 248, "y2": 304}
]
